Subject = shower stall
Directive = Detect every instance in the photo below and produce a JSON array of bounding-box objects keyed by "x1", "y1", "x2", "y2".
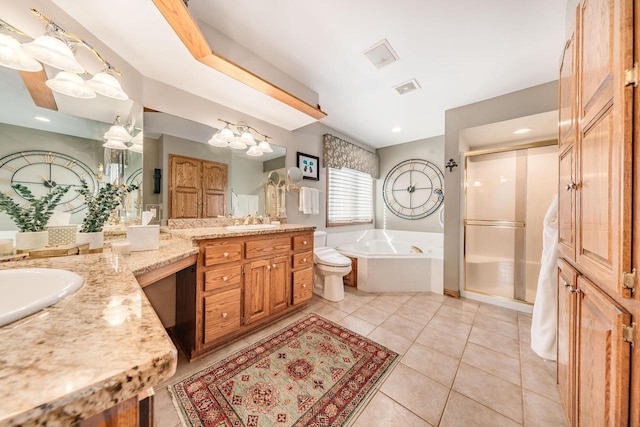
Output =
[{"x1": 464, "y1": 142, "x2": 557, "y2": 304}]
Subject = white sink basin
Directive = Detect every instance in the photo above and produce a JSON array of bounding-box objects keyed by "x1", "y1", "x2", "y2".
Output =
[
  {"x1": 226, "y1": 224, "x2": 278, "y2": 231},
  {"x1": 0, "y1": 268, "x2": 84, "y2": 327}
]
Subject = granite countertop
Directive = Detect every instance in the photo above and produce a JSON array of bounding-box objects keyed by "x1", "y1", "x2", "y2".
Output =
[
  {"x1": 0, "y1": 254, "x2": 177, "y2": 426},
  {"x1": 169, "y1": 224, "x2": 315, "y2": 241}
]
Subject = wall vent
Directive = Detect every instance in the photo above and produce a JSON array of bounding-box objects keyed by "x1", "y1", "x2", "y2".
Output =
[
  {"x1": 363, "y1": 39, "x2": 399, "y2": 69},
  {"x1": 393, "y1": 79, "x2": 421, "y2": 95}
]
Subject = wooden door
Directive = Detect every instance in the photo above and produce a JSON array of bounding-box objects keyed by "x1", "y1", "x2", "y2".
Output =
[
  {"x1": 558, "y1": 145, "x2": 576, "y2": 261},
  {"x1": 557, "y1": 259, "x2": 578, "y2": 425},
  {"x1": 244, "y1": 259, "x2": 270, "y2": 324},
  {"x1": 576, "y1": 0, "x2": 633, "y2": 298},
  {"x1": 169, "y1": 155, "x2": 201, "y2": 218},
  {"x1": 269, "y1": 255, "x2": 289, "y2": 314},
  {"x1": 202, "y1": 160, "x2": 228, "y2": 218},
  {"x1": 575, "y1": 276, "x2": 631, "y2": 426}
]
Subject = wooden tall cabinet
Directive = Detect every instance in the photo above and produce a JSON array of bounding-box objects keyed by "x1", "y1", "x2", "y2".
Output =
[
  {"x1": 169, "y1": 154, "x2": 228, "y2": 219},
  {"x1": 556, "y1": 0, "x2": 638, "y2": 425}
]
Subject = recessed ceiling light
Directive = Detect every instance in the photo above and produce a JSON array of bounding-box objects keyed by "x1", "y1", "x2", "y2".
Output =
[
  {"x1": 393, "y1": 79, "x2": 421, "y2": 95},
  {"x1": 363, "y1": 39, "x2": 399, "y2": 69},
  {"x1": 34, "y1": 116, "x2": 50, "y2": 122},
  {"x1": 513, "y1": 128, "x2": 532, "y2": 134},
  {"x1": 391, "y1": 127, "x2": 401, "y2": 133}
]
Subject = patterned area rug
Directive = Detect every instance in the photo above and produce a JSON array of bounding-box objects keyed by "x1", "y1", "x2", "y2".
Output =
[{"x1": 169, "y1": 314, "x2": 399, "y2": 426}]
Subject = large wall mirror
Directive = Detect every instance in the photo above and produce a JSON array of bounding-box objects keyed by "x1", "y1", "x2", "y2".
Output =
[
  {"x1": 0, "y1": 66, "x2": 143, "y2": 231},
  {"x1": 143, "y1": 111, "x2": 286, "y2": 221}
]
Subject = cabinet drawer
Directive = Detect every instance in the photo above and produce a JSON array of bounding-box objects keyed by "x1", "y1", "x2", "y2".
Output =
[
  {"x1": 204, "y1": 265, "x2": 242, "y2": 292},
  {"x1": 292, "y1": 250, "x2": 313, "y2": 270},
  {"x1": 203, "y1": 288, "x2": 241, "y2": 343},
  {"x1": 203, "y1": 242, "x2": 242, "y2": 266},
  {"x1": 292, "y1": 267, "x2": 313, "y2": 305},
  {"x1": 245, "y1": 237, "x2": 290, "y2": 259},
  {"x1": 292, "y1": 234, "x2": 313, "y2": 252}
]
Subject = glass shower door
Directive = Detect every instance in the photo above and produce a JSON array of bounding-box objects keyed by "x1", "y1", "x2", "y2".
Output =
[{"x1": 464, "y1": 144, "x2": 557, "y2": 304}]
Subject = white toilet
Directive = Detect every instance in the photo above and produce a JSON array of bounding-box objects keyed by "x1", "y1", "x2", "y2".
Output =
[{"x1": 313, "y1": 231, "x2": 352, "y2": 302}]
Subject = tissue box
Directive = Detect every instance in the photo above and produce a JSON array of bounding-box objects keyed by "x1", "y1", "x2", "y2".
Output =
[
  {"x1": 126, "y1": 225, "x2": 160, "y2": 251},
  {"x1": 46, "y1": 225, "x2": 78, "y2": 246}
]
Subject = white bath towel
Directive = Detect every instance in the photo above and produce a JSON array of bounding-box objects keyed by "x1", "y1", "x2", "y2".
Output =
[
  {"x1": 531, "y1": 195, "x2": 559, "y2": 360},
  {"x1": 231, "y1": 191, "x2": 240, "y2": 216},
  {"x1": 299, "y1": 187, "x2": 319, "y2": 215},
  {"x1": 236, "y1": 194, "x2": 259, "y2": 217}
]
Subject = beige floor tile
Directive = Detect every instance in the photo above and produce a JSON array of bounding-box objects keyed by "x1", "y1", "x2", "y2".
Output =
[
  {"x1": 518, "y1": 314, "x2": 532, "y2": 344},
  {"x1": 477, "y1": 303, "x2": 519, "y2": 323},
  {"x1": 154, "y1": 386, "x2": 182, "y2": 427},
  {"x1": 521, "y1": 351, "x2": 559, "y2": 398},
  {"x1": 380, "y1": 363, "x2": 450, "y2": 426},
  {"x1": 367, "y1": 326, "x2": 413, "y2": 354},
  {"x1": 310, "y1": 303, "x2": 349, "y2": 322},
  {"x1": 440, "y1": 391, "x2": 521, "y2": 427},
  {"x1": 325, "y1": 295, "x2": 367, "y2": 314},
  {"x1": 366, "y1": 296, "x2": 403, "y2": 314},
  {"x1": 453, "y1": 363, "x2": 523, "y2": 423},
  {"x1": 427, "y1": 314, "x2": 472, "y2": 339},
  {"x1": 437, "y1": 305, "x2": 477, "y2": 324},
  {"x1": 473, "y1": 314, "x2": 519, "y2": 339},
  {"x1": 379, "y1": 313, "x2": 426, "y2": 341},
  {"x1": 377, "y1": 293, "x2": 415, "y2": 304},
  {"x1": 394, "y1": 303, "x2": 437, "y2": 325},
  {"x1": 441, "y1": 297, "x2": 480, "y2": 312},
  {"x1": 351, "y1": 304, "x2": 393, "y2": 325},
  {"x1": 408, "y1": 292, "x2": 447, "y2": 305},
  {"x1": 401, "y1": 342, "x2": 459, "y2": 387},
  {"x1": 462, "y1": 342, "x2": 521, "y2": 386},
  {"x1": 468, "y1": 326, "x2": 520, "y2": 359},
  {"x1": 338, "y1": 315, "x2": 377, "y2": 337},
  {"x1": 352, "y1": 391, "x2": 433, "y2": 427},
  {"x1": 523, "y1": 389, "x2": 568, "y2": 427},
  {"x1": 415, "y1": 326, "x2": 468, "y2": 359}
]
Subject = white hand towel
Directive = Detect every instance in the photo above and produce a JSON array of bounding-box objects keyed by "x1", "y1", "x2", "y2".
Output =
[
  {"x1": 310, "y1": 188, "x2": 320, "y2": 214},
  {"x1": 299, "y1": 187, "x2": 313, "y2": 214},
  {"x1": 531, "y1": 195, "x2": 559, "y2": 360}
]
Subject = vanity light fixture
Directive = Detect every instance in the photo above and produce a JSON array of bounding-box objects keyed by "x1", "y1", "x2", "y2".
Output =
[
  {"x1": 0, "y1": 10, "x2": 129, "y2": 100},
  {"x1": 103, "y1": 116, "x2": 132, "y2": 148},
  {"x1": 208, "y1": 119, "x2": 274, "y2": 157}
]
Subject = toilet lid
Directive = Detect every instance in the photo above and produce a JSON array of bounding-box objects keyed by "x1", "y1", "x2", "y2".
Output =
[{"x1": 314, "y1": 247, "x2": 351, "y2": 267}]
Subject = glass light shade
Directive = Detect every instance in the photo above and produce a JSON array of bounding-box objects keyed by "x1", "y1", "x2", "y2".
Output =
[
  {"x1": 102, "y1": 139, "x2": 127, "y2": 150},
  {"x1": 229, "y1": 139, "x2": 247, "y2": 150},
  {"x1": 258, "y1": 140, "x2": 273, "y2": 153},
  {"x1": 239, "y1": 130, "x2": 256, "y2": 145},
  {"x1": 128, "y1": 143, "x2": 143, "y2": 153},
  {"x1": 103, "y1": 123, "x2": 132, "y2": 142},
  {"x1": 45, "y1": 71, "x2": 96, "y2": 99},
  {"x1": 0, "y1": 34, "x2": 42, "y2": 72},
  {"x1": 218, "y1": 127, "x2": 235, "y2": 142},
  {"x1": 85, "y1": 71, "x2": 128, "y2": 100},
  {"x1": 22, "y1": 35, "x2": 84, "y2": 73},
  {"x1": 246, "y1": 145, "x2": 263, "y2": 157},
  {"x1": 208, "y1": 133, "x2": 230, "y2": 147}
]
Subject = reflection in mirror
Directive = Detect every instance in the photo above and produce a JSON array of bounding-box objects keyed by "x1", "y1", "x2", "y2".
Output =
[
  {"x1": 143, "y1": 111, "x2": 286, "y2": 220},
  {"x1": 287, "y1": 166, "x2": 303, "y2": 192},
  {"x1": 0, "y1": 66, "x2": 143, "y2": 232}
]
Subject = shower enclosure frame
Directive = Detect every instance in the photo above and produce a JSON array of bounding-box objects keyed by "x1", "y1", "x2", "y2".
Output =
[{"x1": 462, "y1": 139, "x2": 558, "y2": 306}]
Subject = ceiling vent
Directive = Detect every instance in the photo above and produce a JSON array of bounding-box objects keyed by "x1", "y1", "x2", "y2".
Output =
[
  {"x1": 393, "y1": 79, "x2": 421, "y2": 95},
  {"x1": 363, "y1": 39, "x2": 399, "y2": 69}
]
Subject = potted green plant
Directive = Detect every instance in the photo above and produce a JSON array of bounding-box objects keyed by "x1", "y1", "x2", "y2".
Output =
[
  {"x1": 75, "y1": 180, "x2": 136, "y2": 250},
  {"x1": 0, "y1": 183, "x2": 69, "y2": 250}
]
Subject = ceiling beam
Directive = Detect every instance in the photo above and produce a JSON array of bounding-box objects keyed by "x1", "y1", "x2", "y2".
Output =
[
  {"x1": 19, "y1": 70, "x2": 58, "y2": 111},
  {"x1": 152, "y1": 0, "x2": 327, "y2": 120}
]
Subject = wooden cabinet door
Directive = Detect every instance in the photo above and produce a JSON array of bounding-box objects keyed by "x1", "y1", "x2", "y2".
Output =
[
  {"x1": 269, "y1": 255, "x2": 289, "y2": 314},
  {"x1": 558, "y1": 26, "x2": 576, "y2": 153},
  {"x1": 202, "y1": 161, "x2": 228, "y2": 218},
  {"x1": 575, "y1": 276, "x2": 631, "y2": 426},
  {"x1": 292, "y1": 268, "x2": 313, "y2": 305},
  {"x1": 576, "y1": 0, "x2": 633, "y2": 298},
  {"x1": 203, "y1": 287, "x2": 241, "y2": 344},
  {"x1": 557, "y1": 259, "x2": 578, "y2": 425},
  {"x1": 558, "y1": 145, "x2": 576, "y2": 261},
  {"x1": 169, "y1": 155, "x2": 200, "y2": 218},
  {"x1": 244, "y1": 259, "x2": 270, "y2": 325}
]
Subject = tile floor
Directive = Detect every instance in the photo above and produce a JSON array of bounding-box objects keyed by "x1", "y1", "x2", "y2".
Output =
[{"x1": 154, "y1": 288, "x2": 568, "y2": 426}]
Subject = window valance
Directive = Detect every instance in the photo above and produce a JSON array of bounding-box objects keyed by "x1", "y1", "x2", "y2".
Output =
[{"x1": 322, "y1": 134, "x2": 379, "y2": 179}]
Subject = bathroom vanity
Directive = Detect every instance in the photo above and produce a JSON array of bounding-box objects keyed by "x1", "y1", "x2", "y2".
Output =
[{"x1": 171, "y1": 226, "x2": 315, "y2": 360}]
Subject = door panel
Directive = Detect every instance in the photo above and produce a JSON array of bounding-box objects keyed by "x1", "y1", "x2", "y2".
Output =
[
  {"x1": 558, "y1": 145, "x2": 576, "y2": 260},
  {"x1": 244, "y1": 259, "x2": 270, "y2": 325},
  {"x1": 559, "y1": 30, "x2": 576, "y2": 151},
  {"x1": 557, "y1": 259, "x2": 577, "y2": 425},
  {"x1": 269, "y1": 255, "x2": 289, "y2": 314},
  {"x1": 202, "y1": 161, "x2": 227, "y2": 218},
  {"x1": 170, "y1": 155, "x2": 201, "y2": 219}
]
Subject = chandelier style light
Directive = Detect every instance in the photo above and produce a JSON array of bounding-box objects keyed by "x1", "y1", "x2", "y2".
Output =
[
  {"x1": 208, "y1": 119, "x2": 274, "y2": 157},
  {"x1": 0, "y1": 9, "x2": 128, "y2": 101}
]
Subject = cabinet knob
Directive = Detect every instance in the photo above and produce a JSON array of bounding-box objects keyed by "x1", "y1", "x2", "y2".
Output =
[
  {"x1": 563, "y1": 280, "x2": 570, "y2": 287},
  {"x1": 223, "y1": 252, "x2": 229, "y2": 257},
  {"x1": 565, "y1": 182, "x2": 577, "y2": 191},
  {"x1": 303, "y1": 240, "x2": 308, "y2": 245},
  {"x1": 267, "y1": 265, "x2": 271, "y2": 270},
  {"x1": 302, "y1": 283, "x2": 307, "y2": 288},
  {"x1": 302, "y1": 258, "x2": 307, "y2": 263},
  {"x1": 569, "y1": 285, "x2": 581, "y2": 294},
  {"x1": 272, "y1": 263, "x2": 277, "y2": 269},
  {"x1": 222, "y1": 276, "x2": 228, "y2": 281},
  {"x1": 222, "y1": 312, "x2": 228, "y2": 318}
]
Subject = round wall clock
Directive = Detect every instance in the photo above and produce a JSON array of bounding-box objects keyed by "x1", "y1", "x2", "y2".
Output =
[
  {"x1": 0, "y1": 150, "x2": 99, "y2": 213},
  {"x1": 382, "y1": 159, "x2": 444, "y2": 220}
]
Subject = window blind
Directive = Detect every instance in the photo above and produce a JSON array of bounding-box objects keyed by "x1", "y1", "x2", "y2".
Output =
[{"x1": 327, "y1": 167, "x2": 374, "y2": 224}]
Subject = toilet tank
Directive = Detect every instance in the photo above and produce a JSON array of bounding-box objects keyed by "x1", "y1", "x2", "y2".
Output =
[{"x1": 314, "y1": 231, "x2": 327, "y2": 248}]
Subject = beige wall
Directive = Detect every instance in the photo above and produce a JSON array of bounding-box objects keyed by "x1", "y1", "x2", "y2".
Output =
[{"x1": 443, "y1": 81, "x2": 558, "y2": 293}]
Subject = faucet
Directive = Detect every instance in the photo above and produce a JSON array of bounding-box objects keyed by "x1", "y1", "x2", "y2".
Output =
[{"x1": 243, "y1": 214, "x2": 254, "y2": 225}]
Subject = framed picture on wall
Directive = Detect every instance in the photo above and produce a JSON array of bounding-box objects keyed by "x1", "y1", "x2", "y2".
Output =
[{"x1": 297, "y1": 152, "x2": 319, "y2": 180}]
